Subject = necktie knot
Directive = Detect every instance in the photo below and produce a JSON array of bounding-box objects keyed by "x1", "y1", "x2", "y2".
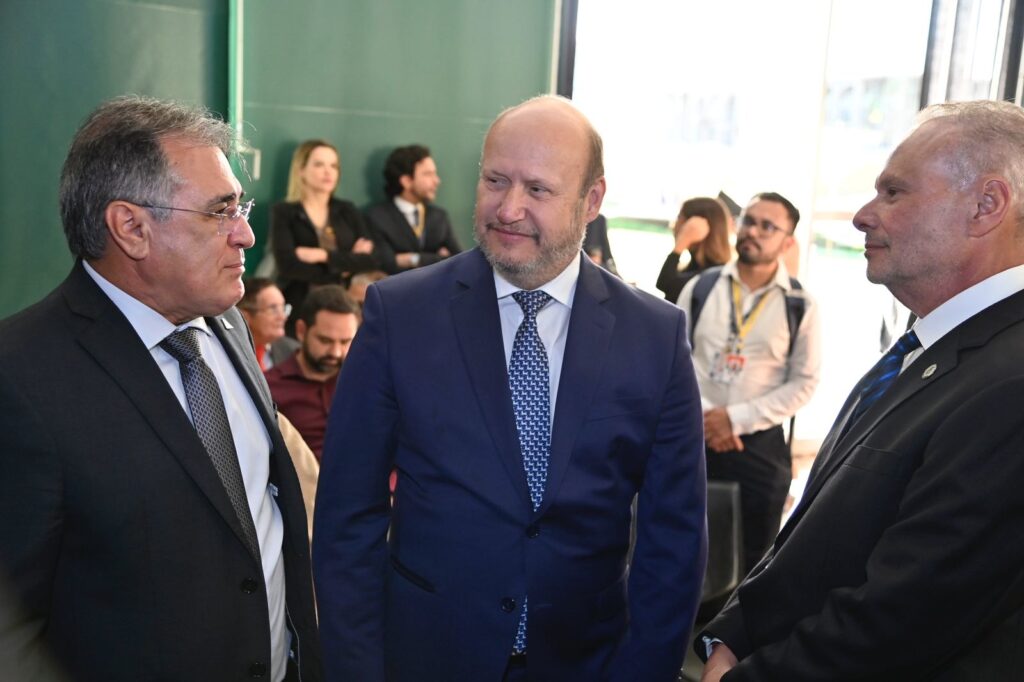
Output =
[
  {"x1": 160, "y1": 327, "x2": 203, "y2": 364},
  {"x1": 892, "y1": 329, "x2": 921, "y2": 356},
  {"x1": 513, "y1": 290, "x2": 551, "y2": 319}
]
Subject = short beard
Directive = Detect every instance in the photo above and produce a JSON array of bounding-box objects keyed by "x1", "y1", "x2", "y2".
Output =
[
  {"x1": 474, "y1": 202, "x2": 587, "y2": 290},
  {"x1": 302, "y1": 343, "x2": 341, "y2": 376}
]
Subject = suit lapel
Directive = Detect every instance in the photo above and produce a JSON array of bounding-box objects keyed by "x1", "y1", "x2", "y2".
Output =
[
  {"x1": 63, "y1": 264, "x2": 255, "y2": 554},
  {"x1": 785, "y1": 290, "x2": 1024, "y2": 535},
  {"x1": 450, "y1": 251, "x2": 533, "y2": 509},
  {"x1": 209, "y1": 309, "x2": 310, "y2": 558},
  {"x1": 540, "y1": 258, "x2": 614, "y2": 517}
]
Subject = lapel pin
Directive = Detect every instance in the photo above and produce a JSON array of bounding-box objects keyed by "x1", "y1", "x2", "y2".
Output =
[
  {"x1": 221, "y1": 318, "x2": 234, "y2": 330},
  {"x1": 922, "y1": 364, "x2": 937, "y2": 379}
]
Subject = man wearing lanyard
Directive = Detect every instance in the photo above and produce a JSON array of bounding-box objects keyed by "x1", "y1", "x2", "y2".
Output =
[{"x1": 677, "y1": 192, "x2": 821, "y2": 575}]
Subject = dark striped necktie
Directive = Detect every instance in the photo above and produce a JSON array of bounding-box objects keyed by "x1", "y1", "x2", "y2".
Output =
[{"x1": 848, "y1": 329, "x2": 921, "y2": 425}]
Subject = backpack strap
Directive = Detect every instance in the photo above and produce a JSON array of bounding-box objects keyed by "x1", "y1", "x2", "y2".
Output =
[{"x1": 688, "y1": 265, "x2": 724, "y2": 341}]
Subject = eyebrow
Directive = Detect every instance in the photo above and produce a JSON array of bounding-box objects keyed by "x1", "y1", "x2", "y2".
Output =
[{"x1": 204, "y1": 190, "x2": 244, "y2": 210}]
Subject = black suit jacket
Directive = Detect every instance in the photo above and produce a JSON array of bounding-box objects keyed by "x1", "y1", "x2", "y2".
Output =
[
  {"x1": 271, "y1": 198, "x2": 381, "y2": 314},
  {"x1": 700, "y1": 288, "x2": 1024, "y2": 681},
  {"x1": 0, "y1": 262, "x2": 322, "y2": 681},
  {"x1": 363, "y1": 200, "x2": 462, "y2": 274}
]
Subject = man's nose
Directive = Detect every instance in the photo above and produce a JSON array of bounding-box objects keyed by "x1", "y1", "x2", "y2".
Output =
[{"x1": 496, "y1": 185, "x2": 527, "y2": 224}]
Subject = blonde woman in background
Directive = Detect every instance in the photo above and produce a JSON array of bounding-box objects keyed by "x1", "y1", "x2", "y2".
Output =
[{"x1": 271, "y1": 139, "x2": 380, "y2": 334}]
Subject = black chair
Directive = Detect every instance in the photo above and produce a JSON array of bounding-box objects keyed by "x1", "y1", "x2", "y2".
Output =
[{"x1": 680, "y1": 481, "x2": 743, "y2": 682}]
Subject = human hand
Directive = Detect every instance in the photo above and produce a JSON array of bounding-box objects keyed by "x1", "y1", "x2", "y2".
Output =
[
  {"x1": 352, "y1": 237, "x2": 374, "y2": 254},
  {"x1": 395, "y1": 253, "x2": 417, "y2": 268},
  {"x1": 674, "y1": 216, "x2": 710, "y2": 253},
  {"x1": 704, "y1": 407, "x2": 744, "y2": 453},
  {"x1": 437, "y1": 246, "x2": 451, "y2": 257},
  {"x1": 700, "y1": 642, "x2": 738, "y2": 682},
  {"x1": 295, "y1": 246, "x2": 328, "y2": 263}
]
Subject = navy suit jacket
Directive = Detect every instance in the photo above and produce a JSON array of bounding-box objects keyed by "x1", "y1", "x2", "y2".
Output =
[
  {"x1": 313, "y1": 249, "x2": 707, "y2": 681},
  {"x1": 700, "y1": 288, "x2": 1024, "y2": 680}
]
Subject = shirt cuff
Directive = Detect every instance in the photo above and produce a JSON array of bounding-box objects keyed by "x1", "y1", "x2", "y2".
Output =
[{"x1": 702, "y1": 635, "x2": 724, "y2": 661}]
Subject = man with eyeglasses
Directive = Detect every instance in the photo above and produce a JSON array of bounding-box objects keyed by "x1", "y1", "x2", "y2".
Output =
[
  {"x1": 0, "y1": 96, "x2": 321, "y2": 680},
  {"x1": 239, "y1": 277, "x2": 299, "y2": 371},
  {"x1": 265, "y1": 285, "x2": 359, "y2": 460},
  {"x1": 677, "y1": 192, "x2": 821, "y2": 579}
]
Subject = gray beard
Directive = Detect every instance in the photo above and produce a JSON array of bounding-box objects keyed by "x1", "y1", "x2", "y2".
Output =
[{"x1": 474, "y1": 211, "x2": 587, "y2": 290}]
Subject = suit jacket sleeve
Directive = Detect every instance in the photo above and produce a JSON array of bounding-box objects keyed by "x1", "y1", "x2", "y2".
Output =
[
  {"x1": 709, "y1": 374, "x2": 1024, "y2": 680},
  {"x1": 607, "y1": 308, "x2": 708, "y2": 681},
  {"x1": 312, "y1": 283, "x2": 396, "y2": 681},
  {"x1": 0, "y1": 364, "x2": 65, "y2": 678}
]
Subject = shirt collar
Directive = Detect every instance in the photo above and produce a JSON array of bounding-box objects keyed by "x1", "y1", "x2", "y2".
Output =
[
  {"x1": 722, "y1": 258, "x2": 793, "y2": 292},
  {"x1": 912, "y1": 263, "x2": 1024, "y2": 349},
  {"x1": 82, "y1": 260, "x2": 212, "y2": 349},
  {"x1": 493, "y1": 251, "x2": 582, "y2": 309},
  {"x1": 393, "y1": 195, "x2": 420, "y2": 214}
]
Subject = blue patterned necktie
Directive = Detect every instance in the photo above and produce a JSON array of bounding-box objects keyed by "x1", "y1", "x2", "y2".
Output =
[
  {"x1": 160, "y1": 327, "x2": 261, "y2": 560},
  {"x1": 508, "y1": 289, "x2": 552, "y2": 653},
  {"x1": 848, "y1": 329, "x2": 921, "y2": 426}
]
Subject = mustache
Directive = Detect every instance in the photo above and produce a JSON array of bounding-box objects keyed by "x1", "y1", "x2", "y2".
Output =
[{"x1": 483, "y1": 221, "x2": 540, "y2": 242}]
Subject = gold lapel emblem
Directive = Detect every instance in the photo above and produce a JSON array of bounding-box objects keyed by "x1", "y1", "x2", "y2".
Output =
[{"x1": 922, "y1": 364, "x2": 937, "y2": 378}]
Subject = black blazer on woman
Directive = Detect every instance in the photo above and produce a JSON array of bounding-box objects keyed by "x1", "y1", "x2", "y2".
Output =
[{"x1": 271, "y1": 197, "x2": 381, "y2": 316}]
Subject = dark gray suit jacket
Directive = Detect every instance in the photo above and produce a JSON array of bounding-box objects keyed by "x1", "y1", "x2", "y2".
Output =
[
  {"x1": 700, "y1": 288, "x2": 1024, "y2": 681},
  {"x1": 0, "y1": 262, "x2": 322, "y2": 681}
]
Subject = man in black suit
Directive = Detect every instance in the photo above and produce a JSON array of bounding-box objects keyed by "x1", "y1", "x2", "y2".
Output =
[
  {"x1": 698, "y1": 100, "x2": 1024, "y2": 681},
  {"x1": 364, "y1": 144, "x2": 462, "y2": 274},
  {"x1": 0, "y1": 96, "x2": 321, "y2": 680}
]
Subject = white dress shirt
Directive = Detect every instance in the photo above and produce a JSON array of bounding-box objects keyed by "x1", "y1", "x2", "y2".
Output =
[
  {"x1": 83, "y1": 262, "x2": 289, "y2": 682},
  {"x1": 904, "y1": 262, "x2": 1024, "y2": 366},
  {"x1": 494, "y1": 252, "x2": 581, "y2": 427},
  {"x1": 677, "y1": 260, "x2": 822, "y2": 436}
]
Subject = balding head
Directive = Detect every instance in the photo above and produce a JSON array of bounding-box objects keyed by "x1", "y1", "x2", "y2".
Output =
[
  {"x1": 474, "y1": 95, "x2": 607, "y2": 290},
  {"x1": 487, "y1": 95, "x2": 604, "y2": 198}
]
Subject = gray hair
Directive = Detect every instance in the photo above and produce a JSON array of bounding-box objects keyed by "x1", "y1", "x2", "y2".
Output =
[
  {"x1": 917, "y1": 100, "x2": 1024, "y2": 205},
  {"x1": 59, "y1": 95, "x2": 237, "y2": 260}
]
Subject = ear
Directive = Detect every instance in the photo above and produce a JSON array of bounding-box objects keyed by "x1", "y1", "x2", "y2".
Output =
[
  {"x1": 103, "y1": 201, "x2": 152, "y2": 261},
  {"x1": 295, "y1": 319, "x2": 307, "y2": 343},
  {"x1": 969, "y1": 176, "x2": 1011, "y2": 238},
  {"x1": 582, "y1": 177, "x2": 606, "y2": 224},
  {"x1": 399, "y1": 173, "x2": 414, "y2": 193}
]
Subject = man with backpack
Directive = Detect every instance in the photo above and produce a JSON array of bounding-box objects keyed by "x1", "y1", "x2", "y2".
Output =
[{"x1": 678, "y1": 192, "x2": 821, "y2": 575}]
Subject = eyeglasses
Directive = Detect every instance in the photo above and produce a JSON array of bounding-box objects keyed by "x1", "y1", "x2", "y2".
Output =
[
  {"x1": 138, "y1": 198, "x2": 254, "y2": 235},
  {"x1": 250, "y1": 303, "x2": 292, "y2": 317},
  {"x1": 738, "y1": 214, "x2": 792, "y2": 237}
]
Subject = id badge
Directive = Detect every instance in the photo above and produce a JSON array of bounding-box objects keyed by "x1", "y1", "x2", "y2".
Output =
[{"x1": 709, "y1": 349, "x2": 746, "y2": 385}]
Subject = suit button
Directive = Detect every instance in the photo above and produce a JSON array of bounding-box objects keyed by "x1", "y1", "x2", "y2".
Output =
[
  {"x1": 249, "y1": 661, "x2": 267, "y2": 677},
  {"x1": 240, "y1": 578, "x2": 259, "y2": 594},
  {"x1": 500, "y1": 597, "x2": 517, "y2": 613},
  {"x1": 526, "y1": 524, "x2": 540, "y2": 538}
]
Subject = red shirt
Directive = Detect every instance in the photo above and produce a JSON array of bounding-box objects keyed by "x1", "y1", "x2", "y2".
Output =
[{"x1": 264, "y1": 354, "x2": 338, "y2": 460}]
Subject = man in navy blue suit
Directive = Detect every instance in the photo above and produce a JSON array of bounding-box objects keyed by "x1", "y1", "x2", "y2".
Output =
[{"x1": 313, "y1": 95, "x2": 707, "y2": 681}]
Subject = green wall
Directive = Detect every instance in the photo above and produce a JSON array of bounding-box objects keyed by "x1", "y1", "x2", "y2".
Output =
[
  {"x1": 0, "y1": 0, "x2": 557, "y2": 317},
  {"x1": 0, "y1": 0, "x2": 228, "y2": 318},
  {"x1": 239, "y1": 0, "x2": 557, "y2": 267}
]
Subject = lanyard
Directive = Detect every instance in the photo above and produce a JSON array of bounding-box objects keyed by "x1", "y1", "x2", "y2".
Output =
[{"x1": 729, "y1": 277, "x2": 775, "y2": 351}]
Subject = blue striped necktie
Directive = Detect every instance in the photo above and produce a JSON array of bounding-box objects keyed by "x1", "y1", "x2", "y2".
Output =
[
  {"x1": 508, "y1": 289, "x2": 552, "y2": 654},
  {"x1": 848, "y1": 329, "x2": 921, "y2": 425}
]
